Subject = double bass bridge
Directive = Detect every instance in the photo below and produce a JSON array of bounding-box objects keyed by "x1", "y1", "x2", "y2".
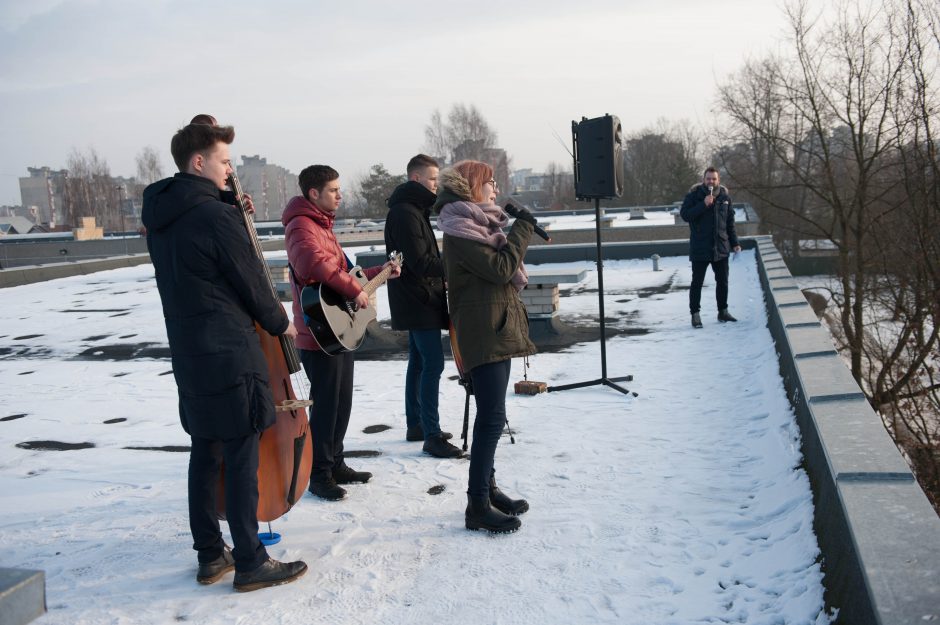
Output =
[{"x1": 276, "y1": 398, "x2": 313, "y2": 412}]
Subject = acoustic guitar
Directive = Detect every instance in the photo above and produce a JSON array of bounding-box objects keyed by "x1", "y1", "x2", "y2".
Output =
[{"x1": 300, "y1": 251, "x2": 403, "y2": 355}]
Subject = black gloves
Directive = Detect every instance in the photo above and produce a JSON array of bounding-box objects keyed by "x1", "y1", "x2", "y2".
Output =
[
  {"x1": 504, "y1": 200, "x2": 552, "y2": 242},
  {"x1": 504, "y1": 201, "x2": 538, "y2": 227}
]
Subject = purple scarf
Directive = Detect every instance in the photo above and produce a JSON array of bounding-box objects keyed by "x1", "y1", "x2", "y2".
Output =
[{"x1": 438, "y1": 200, "x2": 528, "y2": 291}]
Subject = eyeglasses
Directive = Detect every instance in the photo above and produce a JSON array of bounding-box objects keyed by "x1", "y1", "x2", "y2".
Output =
[{"x1": 487, "y1": 179, "x2": 499, "y2": 192}]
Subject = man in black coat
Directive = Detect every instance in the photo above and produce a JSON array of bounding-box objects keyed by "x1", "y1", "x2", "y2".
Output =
[
  {"x1": 680, "y1": 167, "x2": 742, "y2": 328},
  {"x1": 142, "y1": 121, "x2": 306, "y2": 592},
  {"x1": 384, "y1": 154, "x2": 461, "y2": 458}
]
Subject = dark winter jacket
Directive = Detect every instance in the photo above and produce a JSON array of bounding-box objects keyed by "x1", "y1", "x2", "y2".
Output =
[
  {"x1": 142, "y1": 173, "x2": 289, "y2": 440},
  {"x1": 281, "y1": 195, "x2": 383, "y2": 351},
  {"x1": 680, "y1": 183, "x2": 739, "y2": 262},
  {"x1": 435, "y1": 168, "x2": 537, "y2": 373},
  {"x1": 384, "y1": 181, "x2": 448, "y2": 331}
]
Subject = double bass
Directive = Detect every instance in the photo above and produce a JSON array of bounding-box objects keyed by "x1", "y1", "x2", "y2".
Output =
[{"x1": 216, "y1": 172, "x2": 313, "y2": 522}]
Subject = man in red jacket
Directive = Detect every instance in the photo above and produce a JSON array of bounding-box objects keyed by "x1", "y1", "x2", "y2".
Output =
[{"x1": 283, "y1": 165, "x2": 400, "y2": 500}]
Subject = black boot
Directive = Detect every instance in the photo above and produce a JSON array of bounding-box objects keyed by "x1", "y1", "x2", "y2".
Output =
[
  {"x1": 691, "y1": 312, "x2": 703, "y2": 328},
  {"x1": 465, "y1": 494, "x2": 521, "y2": 533},
  {"x1": 196, "y1": 545, "x2": 234, "y2": 584},
  {"x1": 233, "y1": 557, "x2": 307, "y2": 593},
  {"x1": 489, "y1": 473, "x2": 529, "y2": 516},
  {"x1": 407, "y1": 425, "x2": 453, "y2": 442},
  {"x1": 718, "y1": 308, "x2": 738, "y2": 322},
  {"x1": 309, "y1": 475, "x2": 347, "y2": 501},
  {"x1": 333, "y1": 463, "x2": 372, "y2": 484},
  {"x1": 423, "y1": 434, "x2": 463, "y2": 458}
]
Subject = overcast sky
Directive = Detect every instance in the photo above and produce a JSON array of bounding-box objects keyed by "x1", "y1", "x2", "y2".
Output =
[{"x1": 0, "y1": 0, "x2": 791, "y2": 206}]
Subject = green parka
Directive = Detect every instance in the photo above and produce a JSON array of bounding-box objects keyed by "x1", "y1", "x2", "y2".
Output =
[{"x1": 435, "y1": 169, "x2": 537, "y2": 372}]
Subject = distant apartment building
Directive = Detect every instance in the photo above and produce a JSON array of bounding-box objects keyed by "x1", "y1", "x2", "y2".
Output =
[
  {"x1": 113, "y1": 176, "x2": 143, "y2": 232},
  {"x1": 237, "y1": 155, "x2": 294, "y2": 222},
  {"x1": 19, "y1": 167, "x2": 67, "y2": 226},
  {"x1": 19, "y1": 167, "x2": 143, "y2": 231},
  {"x1": 480, "y1": 148, "x2": 509, "y2": 197},
  {"x1": 510, "y1": 169, "x2": 533, "y2": 193}
]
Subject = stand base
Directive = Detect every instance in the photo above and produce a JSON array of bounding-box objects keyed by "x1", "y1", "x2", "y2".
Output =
[{"x1": 548, "y1": 375, "x2": 636, "y2": 396}]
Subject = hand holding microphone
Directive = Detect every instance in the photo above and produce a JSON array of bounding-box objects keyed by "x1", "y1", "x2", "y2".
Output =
[
  {"x1": 704, "y1": 185, "x2": 715, "y2": 207},
  {"x1": 504, "y1": 201, "x2": 551, "y2": 242}
]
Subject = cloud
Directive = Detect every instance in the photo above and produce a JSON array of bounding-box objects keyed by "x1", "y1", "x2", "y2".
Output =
[{"x1": 0, "y1": 0, "x2": 785, "y2": 206}]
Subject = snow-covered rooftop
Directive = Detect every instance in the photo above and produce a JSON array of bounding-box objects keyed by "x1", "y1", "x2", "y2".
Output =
[{"x1": 0, "y1": 250, "x2": 832, "y2": 624}]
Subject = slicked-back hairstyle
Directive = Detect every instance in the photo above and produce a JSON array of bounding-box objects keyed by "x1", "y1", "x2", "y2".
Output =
[
  {"x1": 703, "y1": 166, "x2": 720, "y2": 177},
  {"x1": 406, "y1": 154, "x2": 439, "y2": 176},
  {"x1": 452, "y1": 160, "x2": 494, "y2": 203},
  {"x1": 298, "y1": 165, "x2": 339, "y2": 199},
  {"x1": 170, "y1": 123, "x2": 235, "y2": 172}
]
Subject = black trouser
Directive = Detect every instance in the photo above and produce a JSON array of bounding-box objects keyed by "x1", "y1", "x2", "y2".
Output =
[
  {"x1": 690, "y1": 257, "x2": 729, "y2": 314},
  {"x1": 467, "y1": 359, "x2": 512, "y2": 498},
  {"x1": 299, "y1": 348, "x2": 354, "y2": 481},
  {"x1": 189, "y1": 433, "x2": 267, "y2": 573}
]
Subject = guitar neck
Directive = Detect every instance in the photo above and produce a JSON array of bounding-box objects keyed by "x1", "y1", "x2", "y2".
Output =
[{"x1": 361, "y1": 264, "x2": 395, "y2": 296}]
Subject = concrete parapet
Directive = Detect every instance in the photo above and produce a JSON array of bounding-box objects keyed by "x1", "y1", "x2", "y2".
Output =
[
  {"x1": 0, "y1": 255, "x2": 153, "y2": 288},
  {"x1": 266, "y1": 258, "x2": 291, "y2": 283},
  {"x1": 756, "y1": 234, "x2": 940, "y2": 625},
  {"x1": 0, "y1": 568, "x2": 45, "y2": 625}
]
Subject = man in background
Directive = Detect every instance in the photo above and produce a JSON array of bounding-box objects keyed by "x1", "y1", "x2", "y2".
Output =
[
  {"x1": 384, "y1": 155, "x2": 461, "y2": 458},
  {"x1": 680, "y1": 166, "x2": 741, "y2": 328}
]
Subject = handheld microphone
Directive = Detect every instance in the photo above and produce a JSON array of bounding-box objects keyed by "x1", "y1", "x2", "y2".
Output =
[
  {"x1": 707, "y1": 184, "x2": 714, "y2": 196},
  {"x1": 504, "y1": 201, "x2": 552, "y2": 242}
]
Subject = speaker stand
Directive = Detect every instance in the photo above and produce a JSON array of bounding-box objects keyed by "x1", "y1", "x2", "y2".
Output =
[{"x1": 548, "y1": 198, "x2": 636, "y2": 397}]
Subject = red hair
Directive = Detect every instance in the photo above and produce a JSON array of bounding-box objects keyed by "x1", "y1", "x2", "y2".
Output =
[{"x1": 453, "y1": 160, "x2": 494, "y2": 203}]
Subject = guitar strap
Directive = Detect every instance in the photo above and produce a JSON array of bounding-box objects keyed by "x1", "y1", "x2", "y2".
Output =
[{"x1": 287, "y1": 262, "x2": 314, "y2": 328}]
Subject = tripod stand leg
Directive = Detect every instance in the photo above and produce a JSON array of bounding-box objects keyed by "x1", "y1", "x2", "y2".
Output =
[{"x1": 461, "y1": 385, "x2": 471, "y2": 451}]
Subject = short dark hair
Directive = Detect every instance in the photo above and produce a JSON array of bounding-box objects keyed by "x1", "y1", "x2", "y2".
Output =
[
  {"x1": 298, "y1": 165, "x2": 339, "y2": 199},
  {"x1": 406, "y1": 154, "x2": 439, "y2": 176},
  {"x1": 703, "y1": 166, "x2": 720, "y2": 177},
  {"x1": 170, "y1": 123, "x2": 234, "y2": 172},
  {"x1": 190, "y1": 114, "x2": 218, "y2": 125}
]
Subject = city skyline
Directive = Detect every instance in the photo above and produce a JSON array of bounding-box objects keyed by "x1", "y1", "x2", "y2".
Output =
[{"x1": 0, "y1": 0, "x2": 791, "y2": 207}]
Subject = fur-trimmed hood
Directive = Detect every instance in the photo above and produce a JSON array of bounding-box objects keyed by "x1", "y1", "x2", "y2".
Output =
[{"x1": 432, "y1": 167, "x2": 473, "y2": 212}]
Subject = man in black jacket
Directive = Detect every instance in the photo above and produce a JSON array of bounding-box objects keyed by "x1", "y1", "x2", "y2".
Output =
[
  {"x1": 142, "y1": 121, "x2": 306, "y2": 592},
  {"x1": 680, "y1": 167, "x2": 742, "y2": 328},
  {"x1": 384, "y1": 154, "x2": 461, "y2": 458}
]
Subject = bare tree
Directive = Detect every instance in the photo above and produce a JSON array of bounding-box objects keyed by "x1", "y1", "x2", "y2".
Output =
[
  {"x1": 423, "y1": 110, "x2": 448, "y2": 164},
  {"x1": 447, "y1": 103, "x2": 497, "y2": 162},
  {"x1": 64, "y1": 147, "x2": 122, "y2": 231},
  {"x1": 423, "y1": 104, "x2": 499, "y2": 165},
  {"x1": 714, "y1": 0, "x2": 940, "y2": 510},
  {"x1": 621, "y1": 118, "x2": 701, "y2": 205},
  {"x1": 136, "y1": 146, "x2": 164, "y2": 186},
  {"x1": 544, "y1": 161, "x2": 576, "y2": 209}
]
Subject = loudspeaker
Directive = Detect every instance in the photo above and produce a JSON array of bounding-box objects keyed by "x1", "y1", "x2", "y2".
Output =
[{"x1": 572, "y1": 114, "x2": 623, "y2": 199}]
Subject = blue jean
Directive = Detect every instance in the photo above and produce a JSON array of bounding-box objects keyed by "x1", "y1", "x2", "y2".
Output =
[
  {"x1": 405, "y1": 329, "x2": 445, "y2": 439},
  {"x1": 467, "y1": 359, "x2": 512, "y2": 498}
]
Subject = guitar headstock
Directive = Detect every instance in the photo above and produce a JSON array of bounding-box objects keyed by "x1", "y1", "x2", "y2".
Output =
[{"x1": 388, "y1": 251, "x2": 404, "y2": 267}]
